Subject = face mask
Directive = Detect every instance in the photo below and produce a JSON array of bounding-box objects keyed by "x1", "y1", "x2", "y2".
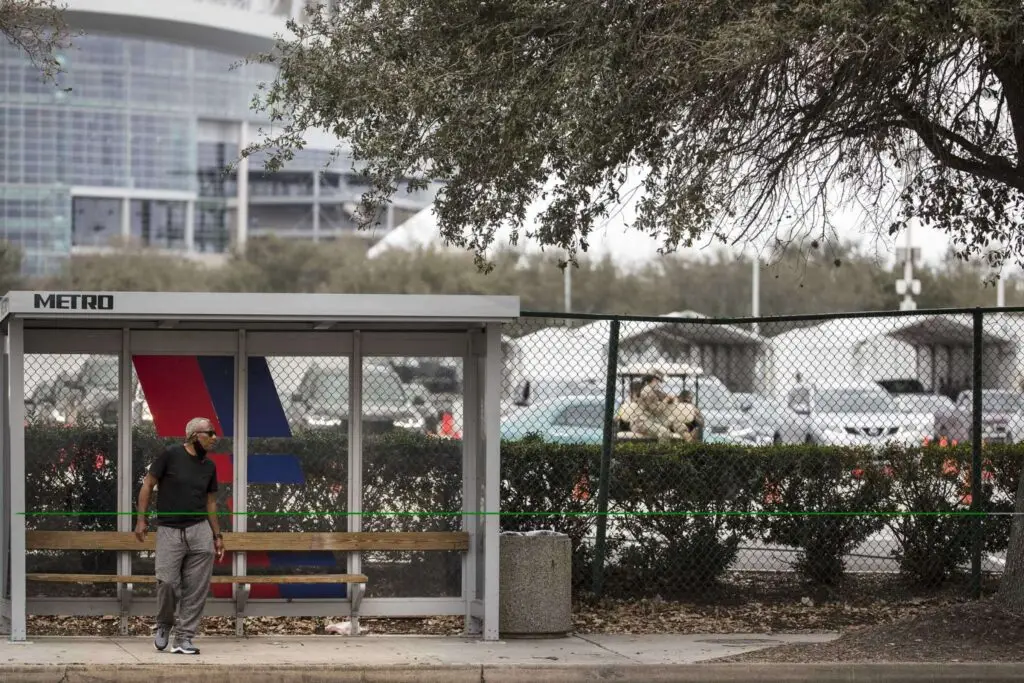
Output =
[{"x1": 192, "y1": 439, "x2": 207, "y2": 460}]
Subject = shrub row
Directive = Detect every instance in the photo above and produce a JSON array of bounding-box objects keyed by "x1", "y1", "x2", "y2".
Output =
[{"x1": 23, "y1": 425, "x2": 1023, "y2": 597}]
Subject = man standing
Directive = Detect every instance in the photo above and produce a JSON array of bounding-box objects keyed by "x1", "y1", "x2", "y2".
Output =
[{"x1": 135, "y1": 417, "x2": 225, "y2": 655}]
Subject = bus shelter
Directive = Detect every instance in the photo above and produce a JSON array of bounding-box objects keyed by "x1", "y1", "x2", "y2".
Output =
[{"x1": 0, "y1": 291, "x2": 517, "y2": 642}]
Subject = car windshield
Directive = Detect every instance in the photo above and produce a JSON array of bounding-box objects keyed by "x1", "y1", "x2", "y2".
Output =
[
  {"x1": 815, "y1": 389, "x2": 896, "y2": 413},
  {"x1": 303, "y1": 366, "x2": 408, "y2": 405},
  {"x1": 664, "y1": 377, "x2": 736, "y2": 410},
  {"x1": 364, "y1": 366, "x2": 410, "y2": 404},
  {"x1": 80, "y1": 357, "x2": 118, "y2": 390},
  {"x1": 982, "y1": 391, "x2": 1024, "y2": 413},
  {"x1": 305, "y1": 369, "x2": 349, "y2": 404},
  {"x1": 895, "y1": 395, "x2": 952, "y2": 413},
  {"x1": 519, "y1": 379, "x2": 602, "y2": 404}
]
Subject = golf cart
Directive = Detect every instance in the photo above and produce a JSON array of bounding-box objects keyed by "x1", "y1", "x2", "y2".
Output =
[{"x1": 616, "y1": 362, "x2": 706, "y2": 442}]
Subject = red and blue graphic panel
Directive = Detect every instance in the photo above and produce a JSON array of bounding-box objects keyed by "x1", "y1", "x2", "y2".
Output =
[{"x1": 134, "y1": 355, "x2": 347, "y2": 599}]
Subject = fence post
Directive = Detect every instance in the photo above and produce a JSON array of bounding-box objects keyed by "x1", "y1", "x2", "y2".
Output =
[
  {"x1": 971, "y1": 307, "x2": 983, "y2": 599},
  {"x1": 592, "y1": 319, "x2": 620, "y2": 597}
]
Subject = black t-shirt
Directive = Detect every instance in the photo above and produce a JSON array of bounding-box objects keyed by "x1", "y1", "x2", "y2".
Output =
[{"x1": 148, "y1": 444, "x2": 218, "y2": 528}]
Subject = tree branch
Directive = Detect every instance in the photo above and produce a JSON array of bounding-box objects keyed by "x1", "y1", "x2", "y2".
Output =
[{"x1": 899, "y1": 103, "x2": 1024, "y2": 190}]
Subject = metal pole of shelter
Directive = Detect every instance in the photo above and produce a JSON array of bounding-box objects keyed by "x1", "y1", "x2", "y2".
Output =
[
  {"x1": 233, "y1": 330, "x2": 249, "y2": 636},
  {"x1": 0, "y1": 329, "x2": 7, "y2": 632},
  {"x1": 117, "y1": 330, "x2": 133, "y2": 634},
  {"x1": 460, "y1": 330, "x2": 480, "y2": 635},
  {"x1": 7, "y1": 318, "x2": 25, "y2": 641},
  {"x1": 482, "y1": 323, "x2": 502, "y2": 640},
  {"x1": 347, "y1": 331, "x2": 364, "y2": 630}
]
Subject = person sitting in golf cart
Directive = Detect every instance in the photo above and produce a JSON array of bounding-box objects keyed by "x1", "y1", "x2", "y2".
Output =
[
  {"x1": 635, "y1": 370, "x2": 683, "y2": 439},
  {"x1": 667, "y1": 390, "x2": 703, "y2": 441}
]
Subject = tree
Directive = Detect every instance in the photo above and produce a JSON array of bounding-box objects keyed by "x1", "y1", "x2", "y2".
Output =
[
  {"x1": 39, "y1": 248, "x2": 215, "y2": 292},
  {"x1": 0, "y1": 241, "x2": 24, "y2": 295},
  {"x1": 247, "y1": 1, "x2": 1024, "y2": 276},
  {"x1": 0, "y1": 0, "x2": 71, "y2": 83}
]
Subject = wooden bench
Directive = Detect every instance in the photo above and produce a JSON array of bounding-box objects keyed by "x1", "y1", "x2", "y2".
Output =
[{"x1": 27, "y1": 530, "x2": 470, "y2": 633}]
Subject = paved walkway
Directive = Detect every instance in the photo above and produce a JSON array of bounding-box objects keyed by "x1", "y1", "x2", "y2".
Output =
[
  {"x1": 0, "y1": 632, "x2": 836, "y2": 666},
  {"x1": 3, "y1": 632, "x2": 1022, "y2": 681},
  {"x1": 0, "y1": 632, "x2": 831, "y2": 681}
]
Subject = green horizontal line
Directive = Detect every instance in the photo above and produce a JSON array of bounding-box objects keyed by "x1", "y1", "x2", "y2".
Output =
[{"x1": 14, "y1": 510, "x2": 1014, "y2": 517}]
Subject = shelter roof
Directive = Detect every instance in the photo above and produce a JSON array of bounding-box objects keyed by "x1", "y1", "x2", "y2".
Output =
[{"x1": 0, "y1": 291, "x2": 520, "y2": 332}]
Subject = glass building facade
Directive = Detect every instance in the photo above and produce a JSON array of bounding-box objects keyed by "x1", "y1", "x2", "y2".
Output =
[{"x1": 0, "y1": 31, "x2": 436, "y2": 275}]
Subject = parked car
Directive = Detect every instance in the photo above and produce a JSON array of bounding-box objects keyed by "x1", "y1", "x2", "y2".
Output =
[
  {"x1": 892, "y1": 393, "x2": 957, "y2": 441},
  {"x1": 500, "y1": 392, "x2": 761, "y2": 445},
  {"x1": 785, "y1": 382, "x2": 931, "y2": 447},
  {"x1": 500, "y1": 394, "x2": 608, "y2": 444},
  {"x1": 948, "y1": 389, "x2": 1024, "y2": 444},
  {"x1": 735, "y1": 392, "x2": 800, "y2": 445},
  {"x1": 286, "y1": 361, "x2": 427, "y2": 434},
  {"x1": 25, "y1": 355, "x2": 150, "y2": 427}
]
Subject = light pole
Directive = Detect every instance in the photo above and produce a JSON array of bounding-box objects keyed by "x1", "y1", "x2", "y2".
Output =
[
  {"x1": 751, "y1": 255, "x2": 760, "y2": 334},
  {"x1": 562, "y1": 247, "x2": 573, "y2": 313},
  {"x1": 895, "y1": 217, "x2": 922, "y2": 310}
]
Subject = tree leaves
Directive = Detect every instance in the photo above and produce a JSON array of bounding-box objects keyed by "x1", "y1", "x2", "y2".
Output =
[
  {"x1": 0, "y1": 0, "x2": 74, "y2": 85},
  {"x1": 242, "y1": 0, "x2": 1024, "y2": 272}
]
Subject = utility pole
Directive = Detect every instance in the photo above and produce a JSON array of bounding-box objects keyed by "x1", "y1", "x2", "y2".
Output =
[
  {"x1": 562, "y1": 249, "x2": 572, "y2": 313},
  {"x1": 751, "y1": 255, "x2": 760, "y2": 334},
  {"x1": 996, "y1": 241, "x2": 1007, "y2": 307},
  {"x1": 896, "y1": 218, "x2": 921, "y2": 310}
]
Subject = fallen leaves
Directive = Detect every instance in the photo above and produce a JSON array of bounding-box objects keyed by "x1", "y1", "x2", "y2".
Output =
[{"x1": 23, "y1": 573, "x2": 994, "y2": 641}]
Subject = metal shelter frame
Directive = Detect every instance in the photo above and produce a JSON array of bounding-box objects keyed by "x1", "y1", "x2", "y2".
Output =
[{"x1": 0, "y1": 291, "x2": 518, "y2": 642}]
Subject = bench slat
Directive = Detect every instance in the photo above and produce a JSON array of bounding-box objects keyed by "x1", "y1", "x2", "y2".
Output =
[
  {"x1": 27, "y1": 573, "x2": 368, "y2": 584},
  {"x1": 27, "y1": 530, "x2": 469, "y2": 552}
]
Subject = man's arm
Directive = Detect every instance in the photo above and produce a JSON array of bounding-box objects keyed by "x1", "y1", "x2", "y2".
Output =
[
  {"x1": 134, "y1": 472, "x2": 158, "y2": 541},
  {"x1": 207, "y1": 471, "x2": 224, "y2": 559},
  {"x1": 135, "y1": 448, "x2": 168, "y2": 542},
  {"x1": 206, "y1": 493, "x2": 221, "y2": 537}
]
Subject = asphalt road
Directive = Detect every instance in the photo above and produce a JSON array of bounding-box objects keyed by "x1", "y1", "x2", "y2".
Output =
[
  {"x1": 730, "y1": 529, "x2": 1007, "y2": 574},
  {"x1": 593, "y1": 526, "x2": 1007, "y2": 575}
]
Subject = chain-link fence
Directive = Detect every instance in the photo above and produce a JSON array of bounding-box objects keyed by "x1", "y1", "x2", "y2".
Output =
[
  {"x1": 20, "y1": 309, "x2": 1024, "y2": 609},
  {"x1": 500, "y1": 309, "x2": 1023, "y2": 600}
]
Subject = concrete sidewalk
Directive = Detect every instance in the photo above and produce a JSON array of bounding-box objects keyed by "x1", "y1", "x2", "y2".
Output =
[{"x1": 0, "y1": 633, "x2": 1021, "y2": 681}]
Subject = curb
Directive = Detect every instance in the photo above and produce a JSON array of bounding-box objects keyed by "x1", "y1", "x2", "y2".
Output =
[{"x1": 3, "y1": 663, "x2": 1024, "y2": 682}]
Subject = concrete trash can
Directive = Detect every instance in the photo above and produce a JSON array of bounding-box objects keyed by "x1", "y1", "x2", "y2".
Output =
[{"x1": 499, "y1": 530, "x2": 572, "y2": 638}]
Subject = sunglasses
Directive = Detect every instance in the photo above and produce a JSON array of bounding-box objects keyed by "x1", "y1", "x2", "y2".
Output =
[{"x1": 196, "y1": 430, "x2": 217, "y2": 437}]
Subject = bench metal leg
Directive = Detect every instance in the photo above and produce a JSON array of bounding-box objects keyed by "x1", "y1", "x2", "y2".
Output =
[
  {"x1": 119, "y1": 583, "x2": 133, "y2": 635},
  {"x1": 235, "y1": 584, "x2": 250, "y2": 637},
  {"x1": 349, "y1": 583, "x2": 365, "y2": 636}
]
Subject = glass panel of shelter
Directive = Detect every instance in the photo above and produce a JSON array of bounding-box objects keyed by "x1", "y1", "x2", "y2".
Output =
[
  {"x1": 247, "y1": 354, "x2": 350, "y2": 599},
  {"x1": 128, "y1": 349, "x2": 236, "y2": 603},
  {"x1": 361, "y1": 348, "x2": 465, "y2": 600},
  {"x1": 25, "y1": 351, "x2": 121, "y2": 602}
]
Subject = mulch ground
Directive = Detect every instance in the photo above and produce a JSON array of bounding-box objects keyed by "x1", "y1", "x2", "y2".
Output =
[
  {"x1": 28, "y1": 572, "x2": 1013, "y2": 651},
  {"x1": 712, "y1": 598, "x2": 1024, "y2": 663}
]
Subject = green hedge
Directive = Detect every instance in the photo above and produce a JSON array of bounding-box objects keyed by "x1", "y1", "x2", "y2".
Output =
[{"x1": 22, "y1": 424, "x2": 1022, "y2": 597}]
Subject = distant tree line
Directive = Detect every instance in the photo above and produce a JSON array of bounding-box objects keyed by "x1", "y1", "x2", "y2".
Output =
[{"x1": 1, "y1": 237, "x2": 1019, "y2": 336}]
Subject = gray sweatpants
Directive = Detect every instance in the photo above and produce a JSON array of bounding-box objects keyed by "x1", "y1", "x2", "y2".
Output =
[{"x1": 155, "y1": 523, "x2": 215, "y2": 639}]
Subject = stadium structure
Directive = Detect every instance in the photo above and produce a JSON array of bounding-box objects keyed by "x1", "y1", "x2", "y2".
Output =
[{"x1": 0, "y1": 0, "x2": 439, "y2": 275}]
